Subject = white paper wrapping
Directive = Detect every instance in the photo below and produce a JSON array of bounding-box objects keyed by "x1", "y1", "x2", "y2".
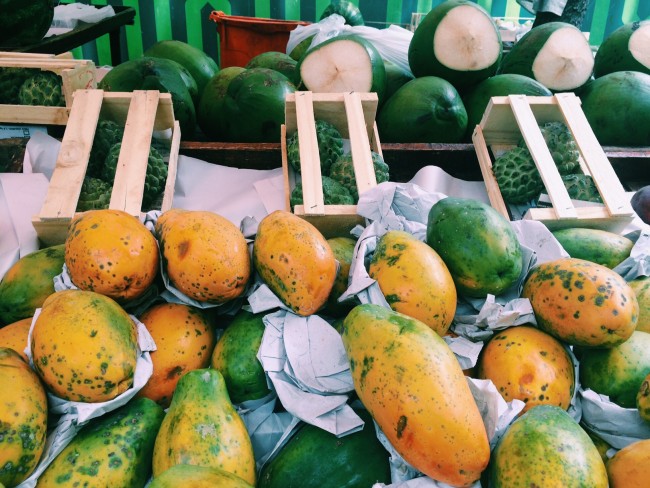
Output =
[
  {"x1": 614, "y1": 230, "x2": 650, "y2": 281},
  {"x1": 19, "y1": 312, "x2": 155, "y2": 488},
  {"x1": 256, "y1": 309, "x2": 363, "y2": 437},
  {"x1": 580, "y1": 388, "x2": 650, "y2": 450}
]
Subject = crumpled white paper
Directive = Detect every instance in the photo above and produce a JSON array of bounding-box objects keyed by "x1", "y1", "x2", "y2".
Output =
[
  {"x1": 255, "y1": 309, "x2": 363, "y2": 437},
  {"x1": 372, "y1": 377, "x2": 524, "y2": 486},
  {"x1": 19, "y1": 311, "x2": 155, "y2": 488},
  {"x1": 47, "y1": 2, "x2": 115, "y2": 37},
  {"x1": 580, "y1": 388, "x2": 650, "y2": 450},
  {"x1": 614, "y1": 230, "x2": 650, "y2": 281}
]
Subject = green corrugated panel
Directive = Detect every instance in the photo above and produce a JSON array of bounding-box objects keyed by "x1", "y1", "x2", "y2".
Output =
[
  {"x1": 623, "y1": 0, "x2": 640, "y2": 21},
  {"x1": 285, "y1": 0, "x2": 301, "y2": 20},
  {"x1": 256, "y1": 0, "x2": 271, "y2": 18},
  {"x1": 121, "y1": 0, "x2": 144, "y2": 59},
  {"x1": 154, "y1": 0, "x2": 173, "y2": 40},
  {"x1": 92, "y1": 0, "x2": 112, "y2": 66},
  {"x1": 185, "y1": 0, "x2": 230, "y2": 52},
  {"x1": 589, "y1": 0, "x2": 613, "y2": 45},
  {"x1": 387, "y1": 0, "x2": 404, "y2": 25}
]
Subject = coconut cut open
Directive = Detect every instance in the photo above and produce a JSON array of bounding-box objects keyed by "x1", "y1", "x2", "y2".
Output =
[
  {"x1": 532, "y1": 27, "x2": 594, "y2": 91},
  {"x1": 433, "y1": 4, "x2": 501, "y2": 72},
  {"x1": 629, "y1": 22, "x2": 650, "y2": 69},
  {"x1": 300, "y1": 38, "x2": 374, "y2": 93}
]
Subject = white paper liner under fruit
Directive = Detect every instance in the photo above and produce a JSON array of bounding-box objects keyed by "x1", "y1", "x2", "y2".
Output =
[
  {"x1": 579, "y1": 388, "x2": 650, "y2": 450},
  {"x1": 614, "y1": 230, "x2": 650, "y2": 281},
  {"x1": 370, "y1": 378, "x2": 524, "y2": 487},
  {"x1": 255, "y1": 308, "x2": 364, "y2": 437},
  {"x1": 18, "y1": 311, "x2": 155, "y2": 488}
]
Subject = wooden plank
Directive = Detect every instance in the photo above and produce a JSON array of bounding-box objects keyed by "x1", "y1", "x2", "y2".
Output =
[
  {"x1": 161, "y1": 120, "x2": 181, "y2": 212},
  {"x1": 60, "y1": 62, "x2": 97, "y2": 106},
  {"x1": 472, "y1": 125, "x2": 510, "y2": 219},
  {"x1": 281, "y1": 125, "x2": 292, "y2": 212},
  {"x1": 0, "y1": 59, "x2": 91, "y2": 70},
  {"x1": 98, "y1": 92, "x2": 174, "y2": 130},
  {"x1": 525, "y1": 206, "x2": 633, "y2": 233},
  {"x1": 344, "y1": 91, "x2": 376, "y2": 198},
  {"x1": 555, "y1": 92, "x2": 634, "y2": 217},
  {"x1": 295, "y1": 91, "x2": 325, "y2": 215},
  {"x1": 509, "y1": 94, "x2": 578, "y2": 219},
  {"x1": 0, "y1": 105, "x2": 69, "y2": 125},
  {"x1": 109, "y1": 91, "x2": 159, "y2": 215},
  {"x1": 39, "y1": 90, "x2": 105, "y2": 219}
]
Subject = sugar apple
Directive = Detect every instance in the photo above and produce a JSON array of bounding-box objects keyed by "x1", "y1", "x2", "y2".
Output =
[
  {"x1": 518, "y1": 122, "x2": 581, "y2": 175},
  {"x1": 287, "y1": 120, "x2": 344, "y2": 175},
  {"x1": 76, "y1": 177, "x2": 112, "y2": 212},
  {"x1": 102, "y1": 143, "x2": 168, "y2": 208},
  {"x1": 0, "y1": 67, "x2": 35, "y2": 104},
  {"x1": 290, "y1": 175, "x2": 354, "y2": 207},
  {"x1": 562, "y1": 174, "x2": 603, "y2": 203},
  {"x1": 492, "y1": 146, "x2": 545, "y2": 204},
  {"x1": 329, "y1": 151, "x2": 390, "y2": 201},
  {"x1": 87, "y1": 119, "x2": 125, "y2": 178},
  {"x1": 18, "y1": 71, "x2": 65, "y2": 106}
]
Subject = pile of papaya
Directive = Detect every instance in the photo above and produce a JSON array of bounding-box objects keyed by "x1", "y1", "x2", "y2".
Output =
[{"x1": 0, "y1": 193, "x2": 648, "y2": 488}]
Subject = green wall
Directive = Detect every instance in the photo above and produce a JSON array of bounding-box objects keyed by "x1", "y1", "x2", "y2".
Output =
[{"x1": 73, "y1": 0, "x2": 649, "y2": 66}]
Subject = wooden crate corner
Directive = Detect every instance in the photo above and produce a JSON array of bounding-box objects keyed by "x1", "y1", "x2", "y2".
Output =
[
  {"x1": 472, "y1": 93, "x2": 635, "y2": 233},
  {"x1": 281, "y1": 91, "x2": 382, "y2": 238},
  {"x1": 32, "y1": 89, "x2": 180, "y2": 246}
]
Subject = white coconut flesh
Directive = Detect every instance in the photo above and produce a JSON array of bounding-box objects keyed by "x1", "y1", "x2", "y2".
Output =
[
  {"x1": 629, "y1": 22, "x2": 650, "y2": 68},
  {"x1": 300, "y1": 39, "x2": 373, "y2": 93},
  {"x1": 532, "y1": 27, "x2": 594, "y2": 90},
  {"x1": 433, "y1": 5, "x2": 501, "y2": 71}
]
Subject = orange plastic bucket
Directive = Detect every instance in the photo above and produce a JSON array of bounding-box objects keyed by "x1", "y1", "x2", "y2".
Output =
[{"x1": 209, "y1": 11, "x2": 310, "y2": 68}]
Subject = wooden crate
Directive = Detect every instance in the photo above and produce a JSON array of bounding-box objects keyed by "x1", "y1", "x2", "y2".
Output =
[
  {"x1": 32, "y1": 89, "x2": 180, "y2": 246},
  {"x1": 0, "y1": 56, "x2": 96, "y2": 125},
  {"x1": 472, "y1": 93, "x2": 635, "y2": 232},
  {"x1": 281, "y1": 91, "x2": 383, "y2": 238}
]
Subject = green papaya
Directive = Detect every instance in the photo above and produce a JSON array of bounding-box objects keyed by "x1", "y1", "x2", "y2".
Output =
[
  {"x1": 150, "y1": 464, "x2": 253, "y2": 488},
  {"x1": 197, "y1": 66, "x2": 246, "y2": 141},
  {"x1": 258, "y1": 409, "x2": 390, "y2": 488},
  {"x1": 37, "y1": 397, "x2": 164, "y2": 487},
  {"x1": 0, "y1": 244, "x2": 64, "y2": 325},
  {"x1": 245, "y1": 51, "x2": 299, "y2": 86},
  {"x1": 210, "y1": 310, "x2": 271, "y2": 404},
  {"x1": 594, "y1": 21, "x2": 650, "y2": 78},
  {"x1": 426, "y1": 197, "x2": 522, "y2": 297},
  {"x1": 552, "y1": 228, "x2": 634, "y2": 268},
  {"x1": 489, "y1": 405, "x2": 608, "y2": 487}
]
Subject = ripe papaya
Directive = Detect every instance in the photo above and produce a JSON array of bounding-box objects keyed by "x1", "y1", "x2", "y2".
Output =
[
  {"x1": 0, "y1": 317, "x2": 31, "y2": 362},
  {"x1": 37, "y1": 397, "x2": 164, "y2": 487},
  {"x1": 426, "y1": 197, "x2": 522, "y2": 297},
  {"x1": 65, "y1": 209, "x2": 158, "y2": 303},
  {"x1": 323, "y1": 237, "x2": 359, "y2": 318},
  {"x1": 0, "y1": 348, "x2": 48, "y2": 487},
  {"x1": 31, "y1": 289, "x2": 139, "y2": 403},
  {"x1": 476, "y1": 325, "x2": 575, "y2": 413},
  {"x1": 606, "y1": 438, "x2": 650, "y2": 488},
  {"x1": 369, "y1": 230, "x2": 456, "y2": 335},
  {"x1": 629, "y1": 276, "x2": 650, "y2": 333},
  {"x1": 489, "y1": 405, "x2": 608, "y2": 487},
  {"x1": 137, "y1": 303, "x2": 216, "y2": 408},
  {"x1": 253, "y1": 211, "x2": 337, "y2": 316},
  {"x1": 522, "y1": 258, "x2": 638, "y2": 347},
  {"x1": 155, "y1": 209, "x2": 250, "y2": 303},
  {"x1": 638, "y1": 374, "x2": 650, "y2": 422},
  {"x1": 341, "y1": 304, "x2": 489, "y2": 486},
  {"x1": 152, "y1": 369, "x2": 256, "y2": 485},
  {"x1": 0, "y1": 244, "x2": 64, "y2": 325},
  {"x1": 149, "y1": 464, "x2": 253, "y2": 488}
]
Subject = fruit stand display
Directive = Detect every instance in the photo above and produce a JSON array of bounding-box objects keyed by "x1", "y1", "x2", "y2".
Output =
[{"x1": 2, "y1": 1, "x2": 650, "y2": 488}]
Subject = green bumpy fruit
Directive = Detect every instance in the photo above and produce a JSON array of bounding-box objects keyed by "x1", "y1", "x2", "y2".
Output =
[
  {"x1": 18, "y1": 71, "x2": 64, "y2": 107},
  {"x1": 519, "y1": 122, "x2": 581, "y2": 175},
  {"x1": 102, "y1": 143, "x2": 168, "y2": 208},
  {"x1": 492, "y1": 146, "x2": 544, "y2": 204},
  {"x1": 76, "y1": 177, "x2": 112, "y2": 212},
  {"x1": 87, "y1": 119, "x2": 125, "y2": 178},
  {"x1": 562, "y1": 174, "x2": 603, "y2": 203},
  {"x1": 290, "y1": 175, "x2": 354, "y2": 207},
  {"x1": 329, "y1": 151, "x2": 390, "y2": 201},
  {"x1": 0, "y1": 67, "x2": 35, "y2": 104},
  {"x1": 287, "y1": 120, "x2": 344, "y2": 175}
]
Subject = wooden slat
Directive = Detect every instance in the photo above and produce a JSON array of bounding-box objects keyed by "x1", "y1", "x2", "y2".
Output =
[
  {"x1": 109, "y1": 90, "x2": 159, "y2": 215},
  {"x1": 281, "y1": 124, "x2": 292, "y2": 212},
  {"x1": 472, "y1": 125, "x2": 510, "y2": 219},
  {"x1": 60, "y1": 62, "x2": 97, "y2": 106},
  {"x1": 0, "y1": 105, "x2": 69, "y2": 125},
  {"x1": 38, "y1": 89, "x2": 105, "y2": 219},
  {"x1": 0, "y1": 59, "x2": 90, "y2": 69},
  {"x1": 295, "y1": 91, "x2": 325, "y2": 215},
  {"x1": 555, "y1": 92, "x2": 634, "y2": 217},
  {"x1": 525, "y1": 206, "x2": 633, "y2": 233},
  {"x1": 344, "y1": 91, "x2": 376, "y2": 198},
  {"x1": 161, "y1": 120, "x2": 181, "y2": 212},
  {"x1": 98, "y1": 92, "x2": 174, "y2": 130},
  {"x1": 509, "y1": 95, "x2": 577, "y2": 219}
]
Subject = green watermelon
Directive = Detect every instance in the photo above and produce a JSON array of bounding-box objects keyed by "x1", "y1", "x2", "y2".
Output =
[
  {"x1": 245, "y1": 51, "x2": 299, "y2": 86},
  {"x1": 144, "y1": 40, "x2": 219, "y2": 99},
  {"x1": 499, "y1": 22, "x2": 594, "y2": 92},
  {"x1": 0, "y1": 0, "x2": 54, "y2": 47},
  {"x1": 462, "y1": 74, "x2": 552, "y2": 140},
  {"x1": 377, "y1": 76, "x2": 467, "y2": 143},
  {"x1": 408, "y1": 0, "x2": 502, "y2": 90},
  {"x1": 594, "y1": 21, "x2": 650, "y2": 78},
  {"x1": 298, "y1": 34, "x2": 385, "y2": 102},
  {"x1": 197, "y1": 66, "x2": 246, "y2": 141},
  {"x1": 319, "y1": 1, "x2": 364, "y2": 26},
  {"x1": 382, "y1": 60, "x2": 415, "y2": 103},
  {"x1": 98, "y1": 57, "x2": 196, "y2": 138},
  {"x1": 579, "y1": 70, "x2": 650, "y2": 146}
]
